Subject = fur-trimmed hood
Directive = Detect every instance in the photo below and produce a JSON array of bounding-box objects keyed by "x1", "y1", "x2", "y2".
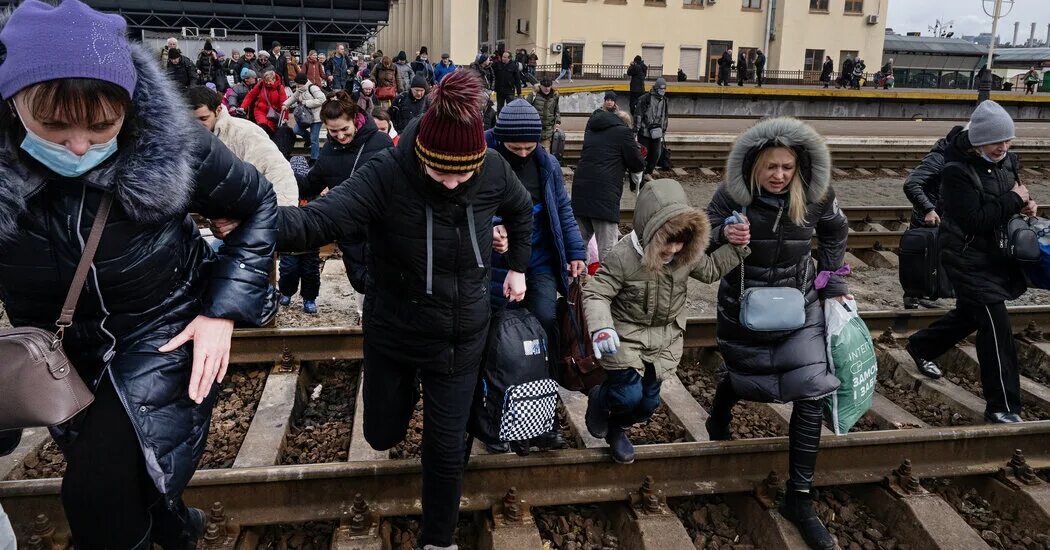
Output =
[
  {"x1": 632, "y1": 178, "x2": 710, "y2": 272},
  {"x1": 723, "y1": 117, "x2": 831, "y2": 207},
  {"x1": 0, "y1": 10, "x2": 199, "y2": 243}
]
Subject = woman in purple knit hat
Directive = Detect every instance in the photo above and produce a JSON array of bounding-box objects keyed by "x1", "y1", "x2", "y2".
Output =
[{"x1": 0, "y1": 0, "x2": 280, "y2": 547}]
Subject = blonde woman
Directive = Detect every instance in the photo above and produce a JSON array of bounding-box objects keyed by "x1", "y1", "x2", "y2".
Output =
[{"x1": 705, "y1": 117, "x2": 849, "y2": 550}]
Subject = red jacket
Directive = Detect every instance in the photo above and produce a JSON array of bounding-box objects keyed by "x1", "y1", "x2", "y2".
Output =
[{"x1": 241, "y1": 77, "x2": 287, "y2": 132}]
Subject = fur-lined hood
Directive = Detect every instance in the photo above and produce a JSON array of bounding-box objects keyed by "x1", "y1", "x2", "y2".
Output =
[
  {"x1": 632, "y1": 178, "x2": 710, "y2": 272},
  {"x1": 0, "y1": 8, "x2": 198, "y2": 243},
  {"x1": 723, "y1": 117, "x2": 831, "y2": 207}
]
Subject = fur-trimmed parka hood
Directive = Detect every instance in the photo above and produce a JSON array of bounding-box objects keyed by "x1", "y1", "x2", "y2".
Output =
[
  {"x1": 723, "y1": 117, "x2": 831, "y2": 207},
  {"x1": 0, "y1": 10, "x2": 199, "y2": 243},
  {"x1": 632, "y1": 178, "x2": 710, "y2": 272}
]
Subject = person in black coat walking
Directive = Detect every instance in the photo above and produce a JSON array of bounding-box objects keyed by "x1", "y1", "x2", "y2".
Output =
[
  {"x1": 903, "y1": 125, "x2": 965, "y2": 230},
  {"x1": 705, "y1": 118, "x2": 849, "y2": 550},
  {"x1": 906, "y1": 101, "x2": 1033, "y2": 423},
  {"x1": 299, "y1": 91, "x2": 393, "y2": 299},
  {"x1": 839, "y1": 56, "x2": 854, "y2": 88},
  {"x1": 634, "y1": 78, "x2": 669, "y2": 176},
  {"x1": 736, "y1": 49, "x2": 749, "y2": 86},
  {"x1": 0, "y1": 2, "x2": 278, "y2": 546},
  {"x1": 166, "y1": 48, "x2": 195, "y2": 93},
  {"x1": 493, "y1": 50, "x2": 523, "y2": 112},
  {"x1": 819, "y1": 55, "x2": 834, "y2": 88},
  {"x1": 627, "y1": 55, "x2": 648, "y2": 115},
  {"x1": 754, "y1": 49, "x2": 766, "y2": 87},
  {"x1": 390, "y1": 74, "x2": 430, "y2": 132},
  {"x1": 717, "y1": 48, "x2": 733, "y2": 86},
  {"x1": 572, "y1": 109, "x2": 645, "y2": 261},
  {"x1": 275, "y1": 71, "x2": 533, "y2": 548}
]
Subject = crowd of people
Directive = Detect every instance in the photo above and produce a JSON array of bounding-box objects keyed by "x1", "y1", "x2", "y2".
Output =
[{"x1": 0, "y1": 2, "x2": 1038, "y2": 550}]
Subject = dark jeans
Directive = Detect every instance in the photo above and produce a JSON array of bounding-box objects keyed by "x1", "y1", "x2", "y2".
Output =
[
  {"x1": 639, "y1": 136, "x2": 663, "y2": 175},
  {"x1": 755, "y1": 68, "x2": 764, "y2": 86},
  {"x1": 362, "y1": 343, "x2": 480, "y2": 547},
  {"x1": 296, "y1": 121, "x2": 322, "y2": 160},
  {"x1": 278, "y1": 252, "x2": 321, "y2": 301},
  {"x1": 907, "y1": 300, "x2": 1021, "y2": 414},
  {"x1": 62, "y1": 377, "x2": 197, "y2": 549},
  {"x1": 496, "y1": 91, "x2": 514, "y2": 113},
  {"x1": 710, "y1": 378, "x2": 823, "y2": 492},
  {"x1": 592, "y1": 362, "x2": 662, "y2": 430},
  {"x1": 629, "y1": 91, "x2": 643, "y2": 116},
  {"x1": 717, "y1": 69, "x2": 730, "y2": 86}
]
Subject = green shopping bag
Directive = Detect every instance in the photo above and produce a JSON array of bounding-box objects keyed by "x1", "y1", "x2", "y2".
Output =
[{"x1": 823, "y1": 299, "x2": 877, "y2": 435}]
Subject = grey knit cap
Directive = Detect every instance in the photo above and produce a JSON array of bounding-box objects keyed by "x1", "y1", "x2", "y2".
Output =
[{"x1": 967, "y1": 100, "x2": 1015, "y2": 146}]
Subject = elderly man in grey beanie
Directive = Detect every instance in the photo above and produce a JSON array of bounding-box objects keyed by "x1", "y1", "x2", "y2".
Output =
[{"x1": 905, "y1": 100, "x2": 1033, "y2": 424}]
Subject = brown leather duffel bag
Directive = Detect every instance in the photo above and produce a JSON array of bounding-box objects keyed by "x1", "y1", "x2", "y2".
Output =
[{"x1": 555, "y1": 277, "x2": 605, "y2": 393}]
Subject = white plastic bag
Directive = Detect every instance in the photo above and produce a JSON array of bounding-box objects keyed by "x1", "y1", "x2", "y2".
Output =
[{"x1": 823, "y1": 299, "x2": 877, "y2": 435}]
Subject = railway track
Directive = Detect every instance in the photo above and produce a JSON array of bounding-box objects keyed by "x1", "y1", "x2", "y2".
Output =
[{"x1": 5, "y1": 306, "x2": 1050, "y2": 548}]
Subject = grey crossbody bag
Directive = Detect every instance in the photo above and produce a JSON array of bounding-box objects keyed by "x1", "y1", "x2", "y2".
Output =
[{"x1": 737, "y1": 207, "x2": 807, "y2": 332}]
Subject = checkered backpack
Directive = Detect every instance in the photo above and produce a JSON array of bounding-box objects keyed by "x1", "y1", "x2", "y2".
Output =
[{"x1": 469, "y1": 307, "x2": 559, "y2": 446}]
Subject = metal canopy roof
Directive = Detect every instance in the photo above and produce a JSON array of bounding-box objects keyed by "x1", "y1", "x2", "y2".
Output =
[
  {"x1": 884, "y1": 35, "x2": 987, "y2": 56},
  {"x1": 82, "y1": 0, "x2": 388, "y2": 42},
  {"x1": 993, "y1": 48, "x2": 1050, "y2": 64}
]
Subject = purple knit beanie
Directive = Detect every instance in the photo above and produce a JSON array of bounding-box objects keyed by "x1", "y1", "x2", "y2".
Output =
[{"x1": 0, "y1": 0, "x2": 137, "y2": 100}]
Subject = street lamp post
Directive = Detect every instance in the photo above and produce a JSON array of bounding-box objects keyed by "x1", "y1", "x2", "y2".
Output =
[{"x1": 979, "y1": 0, "x2": 1015, "y2": 102}]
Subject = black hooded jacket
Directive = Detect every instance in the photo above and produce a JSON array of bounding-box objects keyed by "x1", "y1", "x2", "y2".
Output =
[
  {"x1": 300, "y1": 117, "x2": 393, "y2": 292},
  {"x1": 903, "y1": 125, "x2": 964, "y2": 228},
  {"x1": 627, "y1": 60, "x2": 648, "y2": 93},
  {"x1": 0, "y1": 32, "x2": 278, "y2": 502},
  {"x1": 571, "y1": 110, "x2": 646, "y2": 223},
  {"x1": 938, "y1": 130, "x2": 1026, "y2": 304},
  {"x1": 278, "y1": 120, "x2": 533, "y2": 368},
  {"x1": 707, "y1": 118, "x2": 849, "y2": 404}
]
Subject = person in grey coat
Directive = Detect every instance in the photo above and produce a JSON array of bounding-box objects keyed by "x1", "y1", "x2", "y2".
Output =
[
  {"x1": 634, "y1": 78, "x2": 669, "y2": 177},
  {"x1": 705, "y1": 118, "x2": 849, "y2": 550}
]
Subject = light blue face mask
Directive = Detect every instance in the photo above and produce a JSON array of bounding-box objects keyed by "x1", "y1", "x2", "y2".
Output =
[
  {"x1": 980, "y1": 150, "x2": 1005, "y2": 164},
  {"x1": 16, "y1": 109, "x2": 118, "y2": 178}
]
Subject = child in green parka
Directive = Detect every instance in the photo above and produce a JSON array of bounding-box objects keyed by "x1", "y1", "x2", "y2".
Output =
[{"x1": 582, "y1": 178, "x2": 750, "y2": 464}]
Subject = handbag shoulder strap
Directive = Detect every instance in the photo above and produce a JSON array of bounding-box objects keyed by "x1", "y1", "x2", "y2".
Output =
[
  {"x1": 739, "y1": 206, "x2": 747, "y2": 300},
  {"x1": 56, "y1": 194, "x2": 113, "y2": 335}
]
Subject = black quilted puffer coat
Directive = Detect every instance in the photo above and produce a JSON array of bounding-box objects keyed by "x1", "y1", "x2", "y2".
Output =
[
  {"x1": 0, "y1": 36, "x2": 278, "y2": 504},
  {"x1": 278, "y1": 119, "x2": 533, "y2": 373},
  {"x1": 707, "y1": 118, "x2": 849, "y2": 403}
]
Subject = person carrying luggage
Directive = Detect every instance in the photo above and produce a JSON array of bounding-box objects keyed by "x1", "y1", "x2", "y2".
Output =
[
  {"x1": 582, "y1": 179, "x2": 749, "y2": 465},
  {"x1": 900, "y1": 125, "x2": 965, "y2": 309},
  {"x1": 905, "y1": 101, "x2": 1034, "y2": 424}
]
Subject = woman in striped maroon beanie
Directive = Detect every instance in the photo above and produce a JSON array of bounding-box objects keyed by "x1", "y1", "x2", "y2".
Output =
[{"x1": 274, "y1": 69, "x2": 534, "y2": 549}]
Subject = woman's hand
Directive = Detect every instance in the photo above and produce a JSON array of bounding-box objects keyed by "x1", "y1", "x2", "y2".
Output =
[
  {"x1": 1013, "y1": 183, "x2": 1031, "y2": 203},
  {"x1": 831, "y1": 294, "x2": 855, "y2": 304},
  {"x1": 158, "y1": 316, "x2": 235, "y2": 404},
  {"x1": 504, "y1": 270, "x2": 527, "y2": 302},
  {"x1": 210, "y1": 218, "x2": 241, "y2": 240},
  {"x1": 492, "y1": 224, "x2": 509, "y2": 253},
  {"x1": 723, "y1": 220, "x2": 750, "y2": 246},
  {"x1": 923, "y1": 210, "x2": 941, "y2": 226},
  {"x1": 568, "y1": 260, "x2": 587, "y2": 278},
  {"x1": 1022, "y1": 199, "x2": 1038, "y2": 217}
]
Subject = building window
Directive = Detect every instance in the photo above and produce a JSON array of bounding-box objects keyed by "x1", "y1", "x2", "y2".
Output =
[
  {"x1": 645, "y1": 0, "x2": 668, "y2": 6},
  {"x1": 844, "y1": 0, "x2": 863, "y2": 13},
  {"x1": 804, "y1": 49, "x2": 825, "y2": 72},
  {"x1": 809, "y1": 0, "x2": 829, "y2": 11},
  {"x1": 683, "y1": 0, "x2": 704, "y2": 6},
  {"x1": 742, "y1": 0, "x2": 761, "y2": 9}
]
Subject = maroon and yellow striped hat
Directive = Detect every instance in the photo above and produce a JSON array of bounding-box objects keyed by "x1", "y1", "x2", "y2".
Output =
[{"x1": 415, "y1": 71, "x2": 487, "y2": 174}]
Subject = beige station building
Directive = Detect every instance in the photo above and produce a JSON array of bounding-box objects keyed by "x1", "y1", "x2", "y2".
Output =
[{"x1": 377, "y1": 0, "x2": 888, "y2": 81}]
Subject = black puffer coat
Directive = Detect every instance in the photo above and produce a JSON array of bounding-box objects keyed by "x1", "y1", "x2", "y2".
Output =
[
  {"x1": 571, "y1": 110, "x2": 646, "y2": 223},
  {"x1": 707, "y1": 118, "x2": 849, "y2": 403},
  {"x1": 938, "y1": 130, "x2": 1026, "y2": 305},
  {"x1": 903, "y1": 125, "x2": 964, "y2": 228},
  {"x1": 390, "y1": 91, "x2": 428, "y2": 133},
  {"x1": 300, "y1": 117, "x2": 393, "y2": 292},
  {"x1": 278, "y1": 120, "x2": 533, "y2": 370},
  {"x1": 0, "y1": 38, "x2": 278, "y2": 503}
]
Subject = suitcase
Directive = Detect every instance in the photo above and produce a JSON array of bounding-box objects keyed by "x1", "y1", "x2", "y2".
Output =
[
  {"x1": 898, "y1": 227, "x2": 954, "y2": 300},
  {"x1": 550, "y1": 127, "x2": 566, "y2": 161}
]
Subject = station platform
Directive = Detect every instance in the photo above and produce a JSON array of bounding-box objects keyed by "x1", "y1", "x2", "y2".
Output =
[{"x1": 556, "y1": 79, "x2": 1050, "y2": 104}]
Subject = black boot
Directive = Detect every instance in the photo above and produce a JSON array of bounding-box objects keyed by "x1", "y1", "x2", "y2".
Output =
[
  {"x1": 585, "y1": 386, "x2": 610, "y2": 439},
  {"x1": 705, "y1": 415, "x2": 732, "y2": 441},
  {"x1": 780, "y1": 491, "x2": 836, "y2": 550}
]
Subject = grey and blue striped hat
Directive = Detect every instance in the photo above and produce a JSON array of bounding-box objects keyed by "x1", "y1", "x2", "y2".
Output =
[{"x1": 493, "y1": 99, "x2": 542, "y2": 143}]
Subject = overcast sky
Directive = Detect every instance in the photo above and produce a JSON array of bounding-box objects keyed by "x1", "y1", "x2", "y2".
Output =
[{"x1": 886, "y1": 0, "x2": 1048, "y2": 42}]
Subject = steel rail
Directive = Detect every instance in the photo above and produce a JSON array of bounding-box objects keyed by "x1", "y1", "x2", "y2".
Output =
[
  {"x1": 3, "y1": 423, "x2": 1049, "y2": 529},
  {"x1": 619, "y1": 205, "x2": 1050, "y2": 225},
  {"x1": 228, "y1": 306, "x2": 1050, "y2": 364}
]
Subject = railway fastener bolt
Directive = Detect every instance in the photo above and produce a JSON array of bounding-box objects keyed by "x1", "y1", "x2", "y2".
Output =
[
  {"x1": 755, "y1": 471, "x2": 784, "y2": 509},
  {"x1": 1004, "y1": 448, "x2": 1041, "y2": 486},
  {"x1": 209, "y1": 501, "x2": 226, "y2": 524},
  {"x1": 503, "y1": 487, "x2": 522, "y2": 523},
  {"x1": 1023, "y1": 322, "x2": 1045, "y2": 342},
  {"x1": 202, "y1": 523, "x2": 222, "y2": 547},
  {"x1": 27, "y1": 535, "x2": 44, "y2": 550},
  {"x1": 279, "y1": 347, "x2": 294, "y2": 372},
  {"x1": 351, "y1": 493, "x2": 370, "y2": 516},
  {"x1": 349, "y1": 513, "x2": 368, "y2": 534},
  {"x1": 876, "y1": 327, "x2": 897, "y2": 347},
  {"x1": 887, "y1": 459, "x2": 923, "y2": 495}
]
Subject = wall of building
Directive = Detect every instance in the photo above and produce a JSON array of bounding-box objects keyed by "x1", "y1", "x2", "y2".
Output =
[{"x1": 377, "y1": 0, "x2": 887, "y2": 78}]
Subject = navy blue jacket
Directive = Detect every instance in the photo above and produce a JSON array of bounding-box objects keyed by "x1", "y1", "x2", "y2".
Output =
[{"x1": 485, "y1": 131, "x2": 586, "y2": 299}]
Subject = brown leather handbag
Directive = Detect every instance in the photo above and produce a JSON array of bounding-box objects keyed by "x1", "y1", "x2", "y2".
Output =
[
  {"x1": 0, "y1": 194, "x2": 112, "y2": 431},
  {"x1": 555, "y1": 277, "x2": 606, "y2": 393}
]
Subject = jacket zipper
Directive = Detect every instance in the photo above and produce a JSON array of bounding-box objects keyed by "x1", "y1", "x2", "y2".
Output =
[{"x1": 451, "y1": 219, "x2": 461, "y2": 375}]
